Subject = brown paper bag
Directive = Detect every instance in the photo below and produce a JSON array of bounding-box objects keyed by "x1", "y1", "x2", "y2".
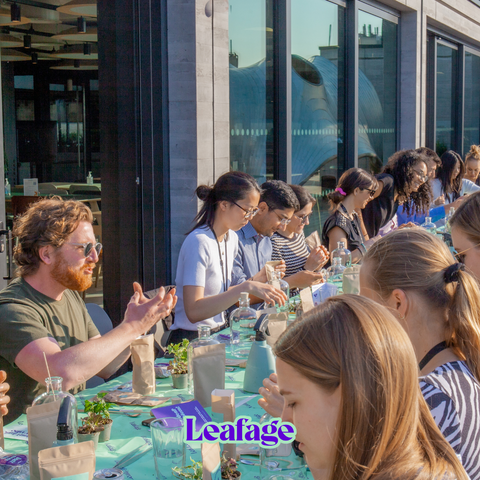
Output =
[
  {"x1": 27, "y1": 399, "x2": 62, "y2": 480},
  {"x1": 299, "y1": 287, "x2": 315, "y2": 313},
  {"x1": 342, "y1": 265, "x2": 361, "y2": 295},
  {"x1": 305, "y1": 231, "x2": 321, "y2": 249},
  {"x1": 131, "y1": 334, "x2": 155, "y2": 395},
  {"x1": 202, "y1": 442, "x2": 221, "y2": 480},
  {"x1": 0, "y1": 413, "x2": 4, "y2": 450},
  {"x1": 266, "y1": 312, "x2": 288, "y2": 347},
  {"x1": 38, "y1": 441, "x2": 96, "y2": 480},
  {"x1": 211, "y1": 389, "x2": 236, "y2": 459},
  {"x1": 265, "y1": 260, "x2": 282, "y2": 285},
  {"x1": 192, "y1": 344, "x2": 225, "y2": 408}
]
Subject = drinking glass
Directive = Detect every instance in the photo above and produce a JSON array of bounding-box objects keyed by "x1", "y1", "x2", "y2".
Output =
[{"x1": 151, "y1": 417, "x2": 185, "y2": 479}]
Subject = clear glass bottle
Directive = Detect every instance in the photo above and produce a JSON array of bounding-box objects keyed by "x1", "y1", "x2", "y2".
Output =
[
  {"x1": 4, "y1": 178, "x2": 10, "y2": 197},
  {"x1": 259, "y1": 412, "x2": 306, "y2": 480},
  {"x1": 32, "y1": 376, "x2": 78, "y2": 443},
  {"x1": 187, "y1": 325, "x2": 220, "y2": 394},
  {"x1": 331, "y1": 241, "x2": 352, "y2": 267},
  {"x1": 444, "y1": 207, "x2": 455, "y2": 234},
  {"x1": 421, "y1": 216, "x2": 437, "y2": 235},
  {"x1": 268, "y1": 271, "x2": 290, "y2": 312},
  {"x1": 229, "y1": 292, "x2": 257, "y2": 358},
  {"x1": 326, "y1": 257, "x2": 346, "y2": 286}
]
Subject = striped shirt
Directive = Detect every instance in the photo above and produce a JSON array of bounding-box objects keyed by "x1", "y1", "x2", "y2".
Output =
[
  {"x1": 420, "y1": 361, "x2": 480, "y2": 480},
  {"x1": 271, "y1": 232, "x2": 310, "y2": 278}
]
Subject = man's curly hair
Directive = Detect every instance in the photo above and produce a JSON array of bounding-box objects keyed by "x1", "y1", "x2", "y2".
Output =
[
  {"x1": 383, "y1": 149, "x2": 431, "y2": 216},
  {"x1": 13, "y1": 197, "x2": 93, "y2": 277}
]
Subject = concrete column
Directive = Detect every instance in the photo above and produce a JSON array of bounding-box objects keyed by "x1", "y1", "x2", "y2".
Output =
[
  {"x1": 399, "y1": 9, "x2": 422, "y2": 149},
  {"x1": 168, "y1": 0, "x2": 230, "y2": 276}
]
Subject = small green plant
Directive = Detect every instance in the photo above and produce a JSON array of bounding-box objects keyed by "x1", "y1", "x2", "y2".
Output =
[
  {"x1": 79, "y1": 392, "x2": 114, "y2": 433},
  {"x1": 221, "y1": 455, "x2": 241, "y2": 479},
  {"x1": 166, "y1": 339, "x2": 189, "y2": 375},
  {"x1": 172, "y1": 458, "x2": 202, "y2": 479}
]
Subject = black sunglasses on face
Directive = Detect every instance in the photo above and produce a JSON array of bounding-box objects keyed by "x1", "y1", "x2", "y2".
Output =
[{"x1": 66, "y1": 242, "x2": 103, "y2": 257}]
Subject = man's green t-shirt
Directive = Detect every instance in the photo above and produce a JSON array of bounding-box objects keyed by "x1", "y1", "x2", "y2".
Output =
[{"x1": 0, "y1": 277, "x2": 100, "y2": 424}]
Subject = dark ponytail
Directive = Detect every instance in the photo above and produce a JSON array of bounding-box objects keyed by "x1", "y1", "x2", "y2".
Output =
[
  {"x1": 188, "y1": 171, "x2": 261, "y2": 233},
  {"x1": 327, "y1": 167, "x2": 378, "y2": 211}
]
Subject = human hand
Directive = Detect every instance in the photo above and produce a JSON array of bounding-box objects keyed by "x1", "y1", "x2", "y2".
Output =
[
  {"x1": 274, "y1": 260, "x2": 286, "y2": 278},
  {"x1": 434, "y1": 195, "x2": 445, "y2": 206},
  {"x1": 258, "y1": 373, "x2": 284, "y2": 418},
  {"x1": 123, "y1": 284, "x2": 177, "y2": 336},
  {"x1": 0, "y1": 370, "x2": 10, "y2": 416},
  {"x1": 364, "y1": 235, "x2": 382, "y2": 249},
  {"x1": 248, "y1": 281, "x2": 287, "y2": 306},
  {"x1": 448, "y1": 196, "x2": 466, "y2": 212},
  {"x1": 304, "y1": 246, "x2": 329, "y2": 271},
  {"x1": 288, "y1": 270, "x2": 324, "y2": 289},
  {"x1": 398, "y1": 222, "x2": 419, "y2": 230}
]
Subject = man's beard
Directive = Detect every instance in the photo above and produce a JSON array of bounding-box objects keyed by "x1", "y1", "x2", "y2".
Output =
[{"x1": 51, "y1": 255, "x2": 95, "y2": 292}]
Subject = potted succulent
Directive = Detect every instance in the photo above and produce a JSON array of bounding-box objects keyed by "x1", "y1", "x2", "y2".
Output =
[
  {"x1": 172, "y1": 458, "x2": 202, "y2": 479},
  {"x1": 166, "y1": 339, "x2": 189, "y2": 389},
  {"x1": 221, "y1": 455, "x2": 241, "y2": 479}
]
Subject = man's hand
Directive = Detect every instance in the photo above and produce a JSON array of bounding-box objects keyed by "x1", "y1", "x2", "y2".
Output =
[
  {"x1": 252, "y1": 260, "x2": 287, "y2": 283},
  {"x1": 123, "y1": 284, "x2": 177, "y2": 336},
  {"x1": 286, "y1": 270, "x2": 324, "y2": 289},
  {"x1": 0, "y1": 370, "x2": 10, "y2": 416},
  {"x1": 258, "y1": 373, "x2": 284, "y2": 418},
  {"x1": 304, "y1": 246, "x2": 329, "y2": 272}
]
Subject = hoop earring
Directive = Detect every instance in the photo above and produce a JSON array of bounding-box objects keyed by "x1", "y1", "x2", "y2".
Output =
[{"x1": 399, "y1": 314, "x2": 405, "y2": 320}]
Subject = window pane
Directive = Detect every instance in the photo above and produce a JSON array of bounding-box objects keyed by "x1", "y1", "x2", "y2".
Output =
[
  {"x1": 229, "y1": 0, "x2": 274, "y2": 183},
  {"x1": 358, "y1": 10, "x2": 397, "y2": 171},
  {"x1": 464, "y1": 51, "x2": 480, "y2": 152},
  {"x1": 290, "y1": 0, "x2": 346, "y2": 237},
  {"x1": 436, "y1": 44, "x2": 457, "y2": 156}
]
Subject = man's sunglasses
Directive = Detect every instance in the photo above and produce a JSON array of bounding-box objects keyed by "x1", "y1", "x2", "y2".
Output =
[{"x1": 66, "y1": 242, "x2": 103, "y2": 257}]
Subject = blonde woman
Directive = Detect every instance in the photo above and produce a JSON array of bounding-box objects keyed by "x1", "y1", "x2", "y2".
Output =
[
  {"x1": 360, "y1": 229, "x2": 480, "y2": 479},
  {"x1": 450, "y1": 190, "x2": 480, "y2": 281},
  {"x1": 274, "y1": 295, "x2": 467, "y2": 480},
  {"x1": 464, "y1": 145, "x2": 480, "y2": 186}
]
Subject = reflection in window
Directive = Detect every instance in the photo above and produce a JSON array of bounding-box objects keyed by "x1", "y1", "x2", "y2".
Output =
[
  {"x1": 464, "y1": 51, "x2": 480, "y2": 152},
  {"x1": 358, "y1": 10, "x2": 397, "y2": 171},
  {"x1": 436, "y1": 44, "x2": 457, "y2": 156},
  {"x1": 290, "y1": 0, "x2": 345, "y2": 237},
  {"x1": 229, "y1": 0, "x2": 273, "y2": 183}
]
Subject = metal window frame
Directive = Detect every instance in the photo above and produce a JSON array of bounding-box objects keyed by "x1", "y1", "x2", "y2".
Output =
[
  {"x1": 358, "y1": 0, "x2": 399, "y2": 24},
  {"x1": 426, "y1": 33, "x2": 466, "y2": 156}
]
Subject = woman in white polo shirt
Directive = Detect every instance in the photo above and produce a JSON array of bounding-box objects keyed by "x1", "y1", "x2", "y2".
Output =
[{"x1": 169, "y1": 171, "x2": 286, "y2": 344}]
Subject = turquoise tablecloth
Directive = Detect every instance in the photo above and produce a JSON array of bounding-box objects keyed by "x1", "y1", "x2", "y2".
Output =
[{"x1": 4, "y1": 356, "x2": 310, "y2": 480}]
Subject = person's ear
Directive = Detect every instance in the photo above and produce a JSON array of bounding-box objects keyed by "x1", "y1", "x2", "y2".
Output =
[
  {"x1": 353, "y1": 187, "x2": 360, "y2": 196},
  {"x1": 39, "y1": 245, "x2": 55, "y2": 265},
  {"x1": 219, "y1": 200, "x2": 229, "y2": 212},
  {"x1": 385, "y1": 288, "x2": 409, "y2": 321},
  {"x1": 257, "y1": 201, "x2": 269, "y2": 215}
]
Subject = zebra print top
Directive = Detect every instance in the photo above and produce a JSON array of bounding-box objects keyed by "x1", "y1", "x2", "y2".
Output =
[{"x1": 420, "y1": 361, "x2": 480, "y2": 480}]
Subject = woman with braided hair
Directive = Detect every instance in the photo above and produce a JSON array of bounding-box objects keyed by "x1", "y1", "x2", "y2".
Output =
[{"x1": 360, "y1": 229, "x2": 480, "y2": 479}]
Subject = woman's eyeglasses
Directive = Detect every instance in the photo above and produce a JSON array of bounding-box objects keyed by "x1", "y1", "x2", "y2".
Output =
[
  {"x1": 363, "y1": 188, "x2": 376, "y2": 198},
  {"x1": 66, "y1": 242, "x2": 103, "y2": 258},
  {"x1": 412, "y1": 169, "x2": 428, "y2": 183},
  {"x1": 294, "y1": 212, "x2": 312, "y2": 224},
  {"x1": 231, "y1": 200, "x2": 259, "y2": 220}
]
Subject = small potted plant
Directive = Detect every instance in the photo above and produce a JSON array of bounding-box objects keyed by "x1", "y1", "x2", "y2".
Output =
[
  {"x1": 85, "y1": 392, "x2": 114, "y2": 442},
  {"x1": 77, "y1": 414, "x2": 103, "y2": 449},
  {"x1": 172, "y1": 458, "x2": 202, "y2": 479},
  {"x1": 221, "y1": 455, "x2": 241, "y2": 479},
  {"x1": 166, "y1": 339, "x2": 189, "y2": 389}
]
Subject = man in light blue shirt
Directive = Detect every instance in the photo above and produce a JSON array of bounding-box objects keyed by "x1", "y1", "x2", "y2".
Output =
[{"x1": 232, "y1": 180, "x2": 298, "y2": 286}]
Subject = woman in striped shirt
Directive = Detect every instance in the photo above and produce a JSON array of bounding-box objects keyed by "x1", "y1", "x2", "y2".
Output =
[
  {"x1": 271, "y1": 184, "x2": 329, "y2": 293},
  {"x1": 360, "y1": 229, "x2": 480, "y2": 480}
]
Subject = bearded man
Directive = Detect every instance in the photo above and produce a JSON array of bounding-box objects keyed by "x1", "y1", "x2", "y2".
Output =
[{"x1": 0, "y1": 198, "x2": 176, "y2": 423}]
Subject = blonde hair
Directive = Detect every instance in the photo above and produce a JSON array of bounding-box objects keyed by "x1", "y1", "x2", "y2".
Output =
[
  {"x1": 450, "y1": 190, "x2": 480, "y2": 245},
  {"x1": 465, "y1": 144, "x2": 480, "y2": 164},
  {"x1": 275, "y1": 295, "x2": 466, "y2": 480},
  {"x1": 363, "y1": 228, "x2": 480, "y2": 381}
]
